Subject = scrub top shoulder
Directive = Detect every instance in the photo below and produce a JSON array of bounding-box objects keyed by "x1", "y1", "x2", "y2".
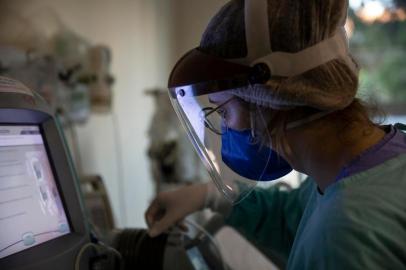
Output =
[
  {"x1": 288, "y1": 153, "x2": 406, "y2": 270},
  {"x1": 226, "y1": 152, "x2": 406, "y2": 269}
]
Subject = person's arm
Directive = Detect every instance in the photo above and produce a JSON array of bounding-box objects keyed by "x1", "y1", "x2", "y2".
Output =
[{"x1": 225, "y1": 178, "x2": 315, "y2": 264}]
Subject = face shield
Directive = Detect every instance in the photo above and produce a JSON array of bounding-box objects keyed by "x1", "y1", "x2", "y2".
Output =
[
  {"x1": 168, "y1": 52, "x2": 292, "y2": 202},
  {"x1": 168, "y1": 0, "x2": 358, "y2": 204}
]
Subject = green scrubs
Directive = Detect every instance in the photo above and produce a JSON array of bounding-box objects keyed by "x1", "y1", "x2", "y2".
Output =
[{"x1": 226, "y1": 154, "x2": 406, "y2": 269}]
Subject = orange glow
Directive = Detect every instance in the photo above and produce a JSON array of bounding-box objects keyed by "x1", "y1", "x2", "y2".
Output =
[
  {"x1": 345, "y1": 18, "x2": 355, "y2": 38},
  {"x1": 395, "y1": 8, "x2": 406, "y2": 21},
  {"x1": 379, "y1": 10, "x2": 393, "y2": 23},
  {"x1": 355, "y1": 1, "x2": 406, "y2": 24},
  {"x1": 376, "y1": 9, "x2": 406, "y2": 23},
  {"x1": 356, "y1": 1, "x2": 385, "y2": 23}
]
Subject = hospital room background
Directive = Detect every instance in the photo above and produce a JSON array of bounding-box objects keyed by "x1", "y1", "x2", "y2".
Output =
[{"x1": 0, "y1": 0, "x2": 405, "y2": 269}]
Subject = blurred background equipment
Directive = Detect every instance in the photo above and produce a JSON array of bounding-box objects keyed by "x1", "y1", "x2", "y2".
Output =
[
  {"x1": 0, "y1": 0, "x2": 121, "y2": 225},
  {"x1": 0, "y1": 1, "x2": 115, "y2": 122},
  {"x1": 81, "y1": 175, "x2": 116, "y2": 234},
  {"x1": 146, "y1": 89, "x2": 208, "y2": 194},
  {"x1": 84, "y1": 45, "x2": 114, "y2": 113}
]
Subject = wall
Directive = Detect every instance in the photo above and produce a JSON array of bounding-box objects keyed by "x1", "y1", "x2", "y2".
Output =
[{"x1": 166, "y1": 0, "x2": 229, "y2": 67}]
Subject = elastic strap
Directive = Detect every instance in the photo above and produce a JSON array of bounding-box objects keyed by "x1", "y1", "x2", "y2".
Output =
[
  {"x1": 286, "y1": 110, "x2": 336, "y2": 130},
  {"x1": 244, "y1": 0, "x2": 270, "y2": 62},
  {"x1": 231, "y1": 0, "x2": 358, "y2": 77},
  {"x1": 254, "y1": 31, "x2": 358, "y2": 77}
]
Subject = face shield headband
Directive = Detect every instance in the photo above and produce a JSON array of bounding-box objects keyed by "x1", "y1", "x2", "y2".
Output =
[
  {"x1": 167, "y1": 0, "x2": 357, "y2": 204},
  {"x1": 169, "y1": 0, "x2": 357, "y2": 95}
]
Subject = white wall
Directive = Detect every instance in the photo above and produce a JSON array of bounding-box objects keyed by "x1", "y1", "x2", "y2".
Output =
[{"x1": 166, "y1": 0, "x2": 229, "y2": 67}]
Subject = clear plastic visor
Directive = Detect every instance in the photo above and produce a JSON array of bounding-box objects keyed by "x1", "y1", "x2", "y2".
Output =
[{"x1": 170, "y1": 88, "x2": 275, "y2": 204}]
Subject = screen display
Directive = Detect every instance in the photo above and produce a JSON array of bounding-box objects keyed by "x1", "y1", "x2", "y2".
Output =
[{"x1": 0, "y1": 126, "x2": 70, "y2": 259}]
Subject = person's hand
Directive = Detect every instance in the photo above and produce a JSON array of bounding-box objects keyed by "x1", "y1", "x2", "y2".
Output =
[{"x1": 145, "y1": 183, "x2": 208, "y2": 237}]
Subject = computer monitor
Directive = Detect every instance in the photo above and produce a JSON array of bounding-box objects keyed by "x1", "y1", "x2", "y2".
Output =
[
  {"x1": 0, "y1": 125, "x2": 71, "y2": 259},
  {"x1": 0, "y1": 77, "x2": 92, "y2": 270}
]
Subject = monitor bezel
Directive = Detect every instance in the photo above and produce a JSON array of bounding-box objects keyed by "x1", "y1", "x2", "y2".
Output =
[
  {"x1": 0, "y1": 123, "x2": 73, "y2": 259},
  {"x1": 0, "y1": 102, "x2": 90, "y2": 269}
]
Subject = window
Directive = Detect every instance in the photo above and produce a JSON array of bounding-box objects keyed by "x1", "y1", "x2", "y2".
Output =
[{"x1": 349, "y1": 0, "x2": 406, "y2": 118}]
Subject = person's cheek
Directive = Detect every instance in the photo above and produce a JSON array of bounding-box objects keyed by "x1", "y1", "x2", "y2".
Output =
[
  {"x1": 224, "y1": 105, "x2": 250, "y2": 131},
  {"x1": 271, "y1": 135, "x2": 295, "y2": 167}
]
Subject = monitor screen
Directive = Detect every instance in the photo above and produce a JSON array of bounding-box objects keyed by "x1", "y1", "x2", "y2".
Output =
[{"x1": 0, "y1": 125, "x2": 71, "y2": 259}]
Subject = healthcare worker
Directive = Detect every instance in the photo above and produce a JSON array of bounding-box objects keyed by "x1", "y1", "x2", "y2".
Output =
[{"x1": 145, "y1": 0, "x2": 406, "y2": 269}]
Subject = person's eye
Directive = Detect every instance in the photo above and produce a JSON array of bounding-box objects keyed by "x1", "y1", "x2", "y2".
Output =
[
  {"x1": 217, "y1": 108, "x2": 225, "y2": 114},
  {"x1": 216, "y1": 108, "x2": 227, "y2": 118}
]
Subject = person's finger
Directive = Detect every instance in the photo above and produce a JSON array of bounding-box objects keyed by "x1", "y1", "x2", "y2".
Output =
[
  {"x1": 145, "y1": 199, "x2": 161, "y2": 228},
  {"x1": 148, "y1": 213, "x2": 178, "y2": 237},
  {"x1": 176, "y1": 221, "x2": 189, "y2": 232}
]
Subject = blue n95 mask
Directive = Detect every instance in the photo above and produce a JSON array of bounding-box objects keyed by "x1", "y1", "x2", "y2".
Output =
[{"x1": 221, "y1": 128, "x2": 292, "y2": 181}]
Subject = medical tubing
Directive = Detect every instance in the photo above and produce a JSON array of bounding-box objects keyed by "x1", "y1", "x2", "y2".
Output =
[
  {"x1": 95, "y1": 240, "x2": 124, "y2": 269},
  {"x1": 111, "y1": 111, "x2": 127, "y2": 225},
  {"x1": 184, "y1": 218, "x2": 228, "y2": 270},
  {"x1": 74, "y1": 243, "x2": 99, "y2": 270},
  {"x1": 74, "y1": 237, "x2": 124, "y2": 270}
]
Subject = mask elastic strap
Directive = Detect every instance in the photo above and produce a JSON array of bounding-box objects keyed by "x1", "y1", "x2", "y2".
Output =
[
  {"x1": 286, "y1": 110, "x2": 337, "y2": 130},
  {"x1": 249, "y1": 103, "x2": 258, "y2": 140}
]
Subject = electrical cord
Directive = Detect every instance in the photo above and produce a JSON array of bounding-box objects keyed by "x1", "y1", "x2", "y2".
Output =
[
  {"x1": 55, "y1": 109, "x2": 84, "y2": 177},
  {"x1": 74, "y1": 221, "x2": 122, "y2": 270},
  {"x1": 88, "y1": 219, "x2": 124, "y2": 270},
  {"x1": 74, "y1": 239, "x2": 124, "y2": 270},
  {"x1": 184, "y1": 218, "x2": 228, "y2": 270},
  {"x1": 74, "y1": 243, "x2": 99, "y2": 270},
  {"x1": 95, "y1": 240, "x2": 124, "y2": 270},
  {"x1": 111, "y1": 111, "x2": 127, "y2": 226}
]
